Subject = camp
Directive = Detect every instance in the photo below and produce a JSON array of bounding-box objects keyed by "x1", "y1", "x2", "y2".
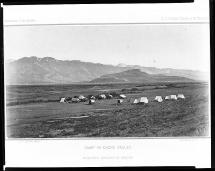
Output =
[
  {"x1": 89, "y1": 99, "x2": 95, "y2": 105},
  {"x1": 177, "y1": 94, "x2": 185, "y2": 99},
  {"x1": 154, "y1": 96, "x2": 163, "y2": 102},
  {"x1": 60, "y1": 97, "x2": 66, "y2": 103},
  {"x1": 139, "y1": 97, "x2": 148, "y2": 104},
  {"x1": 170, "y1": 95, "x2": 177, "y2": 100},
  {"x1": 119, "y1": 94, "x2": 126, "y2": 99}
]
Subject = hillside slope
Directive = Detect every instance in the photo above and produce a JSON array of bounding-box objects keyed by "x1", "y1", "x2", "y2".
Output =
[{"x1": 90, "y1": 69, "x2": 194, "y2": 83}]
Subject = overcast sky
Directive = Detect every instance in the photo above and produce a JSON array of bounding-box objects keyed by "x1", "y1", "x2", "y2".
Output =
[{"x1": 4, "y1": 24, "x2": 209, "y2": 72}]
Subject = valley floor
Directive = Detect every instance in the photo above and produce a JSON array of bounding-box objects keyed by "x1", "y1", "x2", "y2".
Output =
[{"x1": 6, "y1": 82, "x2": 209, "y2": 138}]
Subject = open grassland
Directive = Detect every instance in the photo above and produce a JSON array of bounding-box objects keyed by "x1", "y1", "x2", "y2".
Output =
[{"x1": 6, "y1": 82, "x2": 209, "y2": 138}]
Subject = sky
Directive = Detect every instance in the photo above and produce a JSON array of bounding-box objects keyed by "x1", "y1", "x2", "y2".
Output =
[{"x1": 4, "y1": 24, "x2": 210, "y2": 72}]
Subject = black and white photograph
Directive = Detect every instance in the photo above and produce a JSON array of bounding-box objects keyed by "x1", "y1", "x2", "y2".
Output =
[
  {"x1": 3, "y1": 0, "x2": 211, "y2": 168},
  {"x1": 4, "y1": 12, "x2": 210, "y2": 139}
]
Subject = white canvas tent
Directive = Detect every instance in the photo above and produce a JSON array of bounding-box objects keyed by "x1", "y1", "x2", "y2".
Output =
[
  {"x1": 170, "y1": 95, "x2": 177, "y2": 100},
  {"x1": 133, "y1": 99, "x2": 139, "y2": 104},
  {"x1": 99, "y1": 94, "x2": 106, "y2": 99},
  {"x1": 119, "y1": 94, "x2": 126, "y2": 99},
  {"x1": 60, "y1": 97, "x2": 66, "y2": 103},
  {"x1": 155, "y1": 96, "x2": 163, "y2": 102},
  {"x1": 78, "y1": 95, "x2": 85, "y2": 100},
  {"x1": 89, "y1": 99, "x2": 95, "y2": 104},
  {"x1": 177, "y1": 94, "x2": 185, "y2": 99},
  {"x1": 139, "y1": 97, "x2": 148, "y2": 104}
]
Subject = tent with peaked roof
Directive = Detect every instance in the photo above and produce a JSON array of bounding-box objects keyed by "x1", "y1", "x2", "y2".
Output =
[
  {"x1": 154, "y1": 96, "x2": 163, "y2": 102},
  {"x1": 177, "y1": 94, "x2": 185, "y2": 99},
  {"x1": 139, "y1": 97, "x2": 148, "y2": 104},
  {"x1": 133, "y1": 99, "x2": 139, "y2": 104},
  {"x1": 60, "y1": 97, "x2": 66, "y2": 103}
]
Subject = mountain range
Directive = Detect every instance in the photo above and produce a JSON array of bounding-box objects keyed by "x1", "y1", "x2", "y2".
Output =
[{"x1": 5, "y1": 57, "x2": 207, "y2": 85}]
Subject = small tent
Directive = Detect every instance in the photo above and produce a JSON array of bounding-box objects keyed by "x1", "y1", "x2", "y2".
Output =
[
  {"x1": 139, "y1": 97, "x2": 148, "y2": 104},
  {"x1": 165, "y1": 96, "x2": 171, "y2": 100},
  {"x1": 119, "y1": 94, "x2": 126, "y2": 99},
  {"x1": 154, "y1": 96, "x2": 163, "y2": 102},
  {"x1": 89, "y1": 99, "x2": 95, "y2": 104},
  {"x1": 133, "y1": 99, "x2": 139, "y2": 104},
  {"x1": 60, "y1": 97, "x2": 66, "y2": 103},
  {"x1": 99, "y1": 94, "x2": 106, "y2": 99},
  {"x1": 177, "y1": 94, "x2": 185, "y2": 99},
  {"x1": 170, "y1": 95, "x2": 177, "y2": 100}
]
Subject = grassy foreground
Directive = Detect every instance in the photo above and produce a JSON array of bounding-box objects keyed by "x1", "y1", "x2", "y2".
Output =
[{"x1": 6, "y1": 82, "x2": 209, "y2": 138}]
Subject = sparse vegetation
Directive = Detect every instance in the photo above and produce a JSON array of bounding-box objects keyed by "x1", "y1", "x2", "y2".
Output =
[{"x1": 6, "y1": 82, "x2": 209, "y2": 138}]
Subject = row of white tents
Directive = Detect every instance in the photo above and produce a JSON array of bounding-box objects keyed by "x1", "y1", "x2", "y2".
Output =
[
  {"x1": 132, "y1": 94, "x2": 185, "y2": 104},
  {"x1": 60, "y1": 93, "x2": 185, "y2": 105}
]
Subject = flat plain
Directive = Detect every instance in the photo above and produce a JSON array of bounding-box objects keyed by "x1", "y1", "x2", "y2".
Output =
[{"x1": 6, "y1": 82, "x2": 209, "y2": 138}]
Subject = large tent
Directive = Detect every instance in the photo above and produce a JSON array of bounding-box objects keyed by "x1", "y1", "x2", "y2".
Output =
[
  {"x1": 133, "y1": 97, "x2": 148, "y2": 104},
  {"x1": 139, "y1": 97, "x2": 148, "y2": 104}
]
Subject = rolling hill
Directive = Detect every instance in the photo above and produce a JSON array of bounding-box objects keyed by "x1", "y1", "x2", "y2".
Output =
[{"x1": 89, "y1": 69, "x2": 194, "y2": 83}]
